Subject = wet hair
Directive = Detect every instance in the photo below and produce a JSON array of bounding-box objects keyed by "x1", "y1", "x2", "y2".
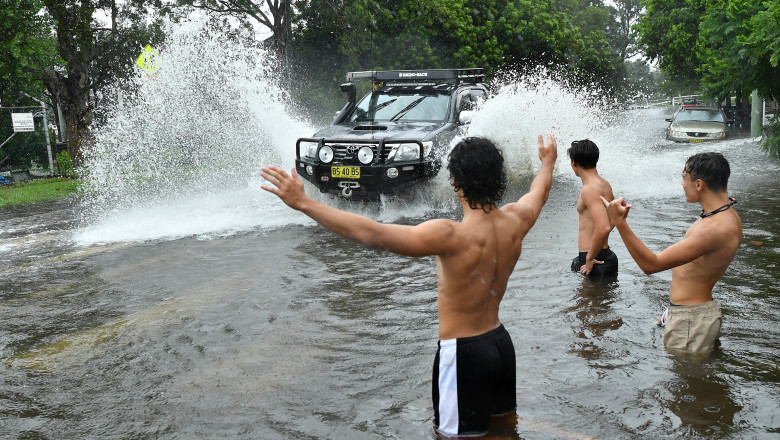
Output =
[
  {"x1": 567, "y1": 139, "x2": 599, "y2": 169},
  {"x1": 684, "y1": 152, "x2": 730, "y2": 192},
  {"x1": 447, "y1": 137, "x2": 507, "y2": 212}
]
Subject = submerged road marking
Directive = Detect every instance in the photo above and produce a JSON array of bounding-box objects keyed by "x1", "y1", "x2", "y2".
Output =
[
  {"x1": 517, "y1": 416, "x2": 595, "y2": 440},
  {"x1": 6, "y1": 294, "x2": 200, "y2": 372}
]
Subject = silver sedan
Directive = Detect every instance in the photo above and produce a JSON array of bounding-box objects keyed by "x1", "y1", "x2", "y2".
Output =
[{"x1": 665, "y1": 106, "x2": 728, "y2": 143}]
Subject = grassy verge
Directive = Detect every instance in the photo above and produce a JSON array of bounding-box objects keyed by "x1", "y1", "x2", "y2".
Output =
[{"x1": 0, "y1": 177, "x2": 81, "y2": 208}]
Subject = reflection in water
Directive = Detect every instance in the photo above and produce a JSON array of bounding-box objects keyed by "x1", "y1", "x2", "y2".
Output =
[
  {"x1": 662, "y1": 352, "x2": 742, "y2": 437},
  {"x1": 566, "y1": 276, "x2": 624, "y2": 362}
]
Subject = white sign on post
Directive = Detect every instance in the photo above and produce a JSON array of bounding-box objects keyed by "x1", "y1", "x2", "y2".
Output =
[{"x1": 12, "y1": 113, "x2": 35, "y2": 132}]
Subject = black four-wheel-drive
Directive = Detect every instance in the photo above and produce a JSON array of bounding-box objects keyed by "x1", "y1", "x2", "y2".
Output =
[{"x1": 295, "y1": 68, "x2": 488, "y2": 199}]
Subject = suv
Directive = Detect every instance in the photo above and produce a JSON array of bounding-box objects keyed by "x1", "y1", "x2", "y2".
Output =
[{"x1": 295, "y1": 68, "x2": 488, "y2": 199}]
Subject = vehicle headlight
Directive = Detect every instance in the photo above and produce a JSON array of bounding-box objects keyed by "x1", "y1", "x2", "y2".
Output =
[
  {"x1": 357, "y1": 146, "x2": 374, "y2": 164},
  {"x1": 301, "y1": 141, "x2": 318, "y2": 159},
  {"x1": 421, "y1": 141, "x2": 433, "y2": 157},
  {"x1": 389, "y1": 143, "x2": 421, "y2": 162},
  {"x1": 318, "y1": 145, "x2": 334, "y2": 163}
]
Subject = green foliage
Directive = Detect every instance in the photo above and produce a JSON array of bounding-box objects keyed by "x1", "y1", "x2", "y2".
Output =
[
  {"x1": 0, "y1": 0, "x2": 59, "y2": 103},
  {"x1": 761, "y1": 114, "x2": 780, "y2": 158},
  {"x1": 638, "y1": 0, "x2": 779, "y2": 102},
  {"x1": 624, "y1": 59, "x2": 662, "y2": 97},
  {"x1": 55, "y1": 150, "x2": 76, "y2": 178},
  {"x1": 606, "y1": 0, "x2": 643, "y2": 61},
  {"x1": 38, "y1": 0, "x2": 167, "y2": 164},
  {"x1": 638, "y1": 0, "x2": 778, "y2": 156},
  {"x1": 290, "y1": 0, "x2": 631, "y2": 110},
  {"x1": 0, "y1": 110, "x2": 50, "y2": 168},
  {"x1": 636, "y1": 0, "x2": 704, "y2": 85},
  {"x1": 698, "y1": 0, "x2": 773, "y2": 100}
]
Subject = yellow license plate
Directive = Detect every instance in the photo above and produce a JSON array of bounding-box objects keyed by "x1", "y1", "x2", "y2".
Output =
[
  {"x1": 689, "y1": 139, "x2": 704, "y2": 143},
  {"x1": 331, "y1": 166, "x2": 360, "y2": 178}
]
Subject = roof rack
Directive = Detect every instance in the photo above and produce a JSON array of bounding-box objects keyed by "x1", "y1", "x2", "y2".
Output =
[{"x1": 346, "y1": 68, "x2": 484, "y2": 86}]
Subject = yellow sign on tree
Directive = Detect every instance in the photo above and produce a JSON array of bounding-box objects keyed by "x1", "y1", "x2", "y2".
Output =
[{"x1": 136, "y1": 45, "x2": 161, "y2": 74}]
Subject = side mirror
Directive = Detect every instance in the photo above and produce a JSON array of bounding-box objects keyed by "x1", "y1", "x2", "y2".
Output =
[{"x1": 459, "y1": 110, "x2": 474, "y2": 125}]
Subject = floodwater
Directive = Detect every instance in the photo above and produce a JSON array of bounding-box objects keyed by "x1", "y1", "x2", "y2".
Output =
[{"x1": 2, "y1": 24, "x2": 780, "y2": 440}]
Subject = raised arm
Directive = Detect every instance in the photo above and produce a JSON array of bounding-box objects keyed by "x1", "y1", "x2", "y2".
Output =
[
  {"x1": 261, "y1": 166, "x2": 459, "y2": 257},
  {"x1": 503, "y1": 134, "x2": 557, "y2": 232}
]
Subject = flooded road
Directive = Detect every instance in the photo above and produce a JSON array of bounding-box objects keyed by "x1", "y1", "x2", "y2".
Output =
[
  {"x1": 1, "y1": 105, "x2": 778, "y2": 439},
  {"x1": 1, "y1": 25, "x2": 778, "y2": 437}
]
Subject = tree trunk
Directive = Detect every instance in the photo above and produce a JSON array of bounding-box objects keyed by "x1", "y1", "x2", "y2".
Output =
[{"x1": 42, "y1": 66, "x2": 92, "y2": 166}]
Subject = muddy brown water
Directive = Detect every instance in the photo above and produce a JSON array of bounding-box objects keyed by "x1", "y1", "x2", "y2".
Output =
[{"x1": 1, "y1": 108, "x2": 779, "y2": 439}]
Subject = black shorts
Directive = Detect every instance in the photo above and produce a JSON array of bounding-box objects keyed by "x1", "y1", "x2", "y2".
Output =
[
  {"x1": 432, "y1": 324, "x2": 516, "y2": 437},
  {"x1": 571, "y1": 247, "x2": 618, "y2": 278}
]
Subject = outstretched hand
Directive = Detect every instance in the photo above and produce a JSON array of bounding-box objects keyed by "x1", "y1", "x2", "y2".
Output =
[
  {"x1": 261, "y1": 166, "x2": 307, "y2": 210},
  {"x1": 537, "y1": 133, "x2": 558, "y2": 165},
  {"x1": 600, "y1": 196, "x2": 632, "y2": 228}
]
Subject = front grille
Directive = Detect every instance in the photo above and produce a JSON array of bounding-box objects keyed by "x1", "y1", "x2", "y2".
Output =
[
  {"x1": 325, "y1": 143, "x2": 394, "y2": 164},
  {"x1": 686, "y1": 132, "x2": 707, "y2": 137}
]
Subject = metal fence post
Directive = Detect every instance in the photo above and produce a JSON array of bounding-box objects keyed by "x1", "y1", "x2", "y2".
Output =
[{"x1": 21, "y1": 92, "x2": 54, "y2": 176}]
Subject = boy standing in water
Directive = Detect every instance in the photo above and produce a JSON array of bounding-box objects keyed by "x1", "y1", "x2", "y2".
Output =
[
  {"x1": 568, "y1": 140, "x2": 618, "y2": 277},
  {"x1": 261, "y1": 135, "x2": 557, "y2": 437},
  {"x1": 602, "y1": 152, "x2": 742, "y2": 352}
]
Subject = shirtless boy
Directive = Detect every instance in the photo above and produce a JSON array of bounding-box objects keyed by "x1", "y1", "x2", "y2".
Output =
[
  {"x1": 261, "y1": 135, "x2": 557, "y2": 437},
  {"x1": 568, "y1": 139, "x2": 617, "y2": 277},
  {"x1": 602, "y1": 152, "x2": 742, "y2": 352}
]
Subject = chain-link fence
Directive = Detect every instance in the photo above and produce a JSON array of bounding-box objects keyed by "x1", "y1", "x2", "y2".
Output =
[{"x1": 0, "y1": 106, "x2": 58, "y2": 181}]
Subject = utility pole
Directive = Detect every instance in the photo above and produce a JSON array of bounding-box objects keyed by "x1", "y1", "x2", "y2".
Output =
[{"x1": 750, "y1": 89, "x2": 763, "y2": 138}]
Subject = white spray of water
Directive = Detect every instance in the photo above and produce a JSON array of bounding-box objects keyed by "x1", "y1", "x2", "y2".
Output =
[
  {"x1": 74, "y1": 22, "x2": 669, "y2": 246},
  {"x1": 75, "y1": 21, "x2": 315, "y2": 245}
]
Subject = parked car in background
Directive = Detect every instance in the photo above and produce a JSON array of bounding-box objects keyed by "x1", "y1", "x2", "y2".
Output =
[
  {"x1": 295, "y1": 68, "x2": 487, "y2": 199},
  {"x1": 665, "y1": 106, "x2": 728, "y2": 143}
]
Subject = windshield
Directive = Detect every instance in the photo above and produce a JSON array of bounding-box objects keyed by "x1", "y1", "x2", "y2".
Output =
[
  {"x1": 347, "y1": 91, "x2": 450, "y2": 123},
  {"x1": 675, "y1": 110, "x2": 724, "y2": 123}
]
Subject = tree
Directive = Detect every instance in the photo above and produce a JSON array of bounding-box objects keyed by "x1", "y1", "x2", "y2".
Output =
[
  {"x1": 0, "y1": 0, "x2": 58, "y2": 104},
  {"x1": 638, "y1": 0, "x2": 779, "y2": 156},
  {"x1": 636, "y1": 0, "x2": 705, "y2": 88},
  {"x1": 40, "y1": 0, "x2": 164, "y2": 164},
  {"x1": 703, "y1": 0, "x2": 780, "y2": 157},
  {"x1": 175, "y1": 0, "x2": 290, "y2": 60},
  {"x1": 606, "y1": 0, "x2": 642, "y2": 62},
  {"x1": 699, "y1": 0, "x2": 780, "y2": 101},
  {"x1": 0, "y1": 1, "x2": 59, "y2": 169}
]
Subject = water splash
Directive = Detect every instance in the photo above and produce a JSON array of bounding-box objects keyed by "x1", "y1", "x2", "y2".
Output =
[
  {"x1": 75, "y1": 21, "x2": 314, "y2": 245},
  {"x1": 74, "y1": 22, "x2": 646, "y2": 245},
  {"x1": 466, "y1": 70, "x2": 605, "y2": 181}
]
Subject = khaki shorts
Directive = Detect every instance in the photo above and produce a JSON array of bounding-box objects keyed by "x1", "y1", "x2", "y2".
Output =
[{"x1": 663, "y1": 300, "x2": 722, "y2": 352}]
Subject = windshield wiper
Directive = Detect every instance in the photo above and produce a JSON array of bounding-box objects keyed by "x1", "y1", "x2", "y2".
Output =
[
  {"x1": 355, "y1": 99, "x2": 397, "y2": 122},
  {"x1": 390, "y1": 97, "x2": 425, "y2": 121}
]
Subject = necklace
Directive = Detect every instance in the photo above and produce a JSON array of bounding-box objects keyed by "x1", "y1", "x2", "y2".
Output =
[{"x1": 700, "y1": 197, "x2": 737, "y2": 218}]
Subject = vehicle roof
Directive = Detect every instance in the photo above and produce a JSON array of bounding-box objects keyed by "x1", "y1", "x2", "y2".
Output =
[
  {"x1": 346, "y1": 68, "x2": 484, "y2": 87},
  {"x1": 679, "y1": 106, "x2": 722, "y2": 111}
]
